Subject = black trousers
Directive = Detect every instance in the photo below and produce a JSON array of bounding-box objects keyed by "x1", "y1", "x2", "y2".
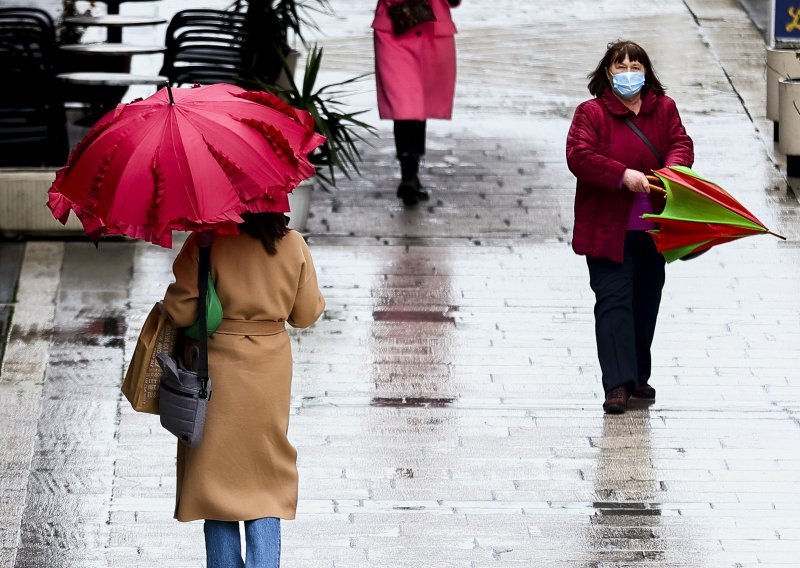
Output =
[
  {"x1": 394, "y1": 120, "x2": 427, "y2": 157},
  {"x1": 586, "y1": 231, "x2": 666, "y2": 394}
]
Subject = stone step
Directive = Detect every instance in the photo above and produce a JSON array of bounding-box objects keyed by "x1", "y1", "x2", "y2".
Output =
[{"x1": 0, "y1": 170, "x2": 84, "y2": 236}]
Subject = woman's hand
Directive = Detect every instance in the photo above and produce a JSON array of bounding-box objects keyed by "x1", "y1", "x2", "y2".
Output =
[{"x1": 621, "y1": 168, "x2": 650, "y2": 193}]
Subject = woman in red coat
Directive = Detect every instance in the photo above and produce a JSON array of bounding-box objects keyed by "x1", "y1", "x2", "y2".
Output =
[
  {"x1": 566, "y1": 40, "x2": 694, "y2": 414},
  {"x1": 372, "y1": 0, "x2": 461, "y2": 206}
]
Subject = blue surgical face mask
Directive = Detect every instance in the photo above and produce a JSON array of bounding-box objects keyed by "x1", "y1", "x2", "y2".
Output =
[{"x1": 611, "y1": 71, "x2": 645, "y2": 98}]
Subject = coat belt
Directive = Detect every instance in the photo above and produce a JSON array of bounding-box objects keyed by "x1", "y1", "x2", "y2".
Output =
[{"x1": 215, "y1": 319, "x2": 285, "y2": 336}]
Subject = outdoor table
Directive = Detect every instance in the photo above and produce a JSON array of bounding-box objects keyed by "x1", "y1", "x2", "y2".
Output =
[
  {"x1": 57, "y1": 71, "x2": 168, "y2": 87},
  {"x1": 59, "y1": 43, "x2": 166, "y2": 56},
  {"x1": 63, "y1": 15, "x2": 166, "y2": 27},
  {"x1": 63, "y1": 15, "x2": 166, "y2": 43},
  {"x1": 94, "y1": 0, "x2": 163, "y2": 40},
  {"x1": 100, "y1": 0, "x2": 161, "y2": 15}
]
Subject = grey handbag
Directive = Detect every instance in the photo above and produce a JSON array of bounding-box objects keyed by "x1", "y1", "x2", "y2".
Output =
[
  {"x1": 156, "y1": 233, "x2": 213, "y2": 447},
  {"x1": 156, "y1": 352, "x2": 211, "y2": 447}
]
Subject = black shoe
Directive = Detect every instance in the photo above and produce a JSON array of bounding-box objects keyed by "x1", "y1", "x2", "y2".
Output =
[
  {"x1": 631, "y1": 382, "x2": 656, "y2": 399},
  {"x1": 603, "y1": 386, "x2": 629, "y2": 414},
  {"x1": 397, "y1": 177, "x2": 429, "y2": 206}
]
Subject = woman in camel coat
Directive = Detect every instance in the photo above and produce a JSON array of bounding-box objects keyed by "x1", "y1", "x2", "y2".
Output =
[
  {"x1": 373, "y1": 0, "x2": 461, "y2": 206},
  {"x1": 163, "y1": 213, "x2": 324, "y2": 567}
]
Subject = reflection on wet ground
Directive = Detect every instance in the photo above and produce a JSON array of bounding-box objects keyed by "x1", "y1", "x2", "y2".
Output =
[
  {"x1": 50, "y1": 316, "x2": 127, "y2": 348},
  {"x1": 370, "y1": 397, "x2": 456, "y2": 408},
  {"x1": 12, "y1": 244, "x2": 133, "y2": 567},
  {"x1": 590, "y1": 410, "x2": 664, "y2": 563},
  {"x1": 372, "y1": 310, "x2": 457, "y2": 323},
  {"x1": 370, "y1": 246, "x2": 458, "y2": 416}
]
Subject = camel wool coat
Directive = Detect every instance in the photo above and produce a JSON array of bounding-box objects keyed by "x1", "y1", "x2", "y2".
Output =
[{"x1": 162, "y1": 230, "x2": 324, "y2": 522}]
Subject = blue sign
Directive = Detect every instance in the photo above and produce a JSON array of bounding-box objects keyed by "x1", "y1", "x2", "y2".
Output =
[{"x1": 775, "y1": 0, "x2": 800, "y2": 44}]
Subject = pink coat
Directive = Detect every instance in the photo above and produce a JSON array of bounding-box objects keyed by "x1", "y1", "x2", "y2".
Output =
[
  {"x1": 566, "y1": 88, "x2": 694, "y2": 262},
  {"x1": 372, "y1": 0, "x2": 459, "y2": 120}
]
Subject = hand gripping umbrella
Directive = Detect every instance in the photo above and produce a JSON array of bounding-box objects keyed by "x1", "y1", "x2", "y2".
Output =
[
  {"x1": 642, "y1": 166, "x2": 785, "y2": 262},
  {"x1": 48, "y1": 83, "x2": 325, "y2": 248}
]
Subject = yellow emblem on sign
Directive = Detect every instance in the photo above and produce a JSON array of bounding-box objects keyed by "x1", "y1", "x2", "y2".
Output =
[{"x1": 787, "y1": 6, "x2": 800, "y2": 32}]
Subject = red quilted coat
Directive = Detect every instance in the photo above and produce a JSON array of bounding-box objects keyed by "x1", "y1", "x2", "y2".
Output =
[{"x1": 566, "y1": 88, "x2": 693, "y2": 262}]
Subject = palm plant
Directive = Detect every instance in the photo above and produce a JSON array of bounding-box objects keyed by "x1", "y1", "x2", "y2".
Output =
[
  {"x1": 263, "y1": 45, "x2": 376, "y2": 189},
  {"x1": 57, "y1": 0, "x2": 96, "y2": 44},
  {"x1": 232, "y1": 0, "x2": 331, "y2": 85}
]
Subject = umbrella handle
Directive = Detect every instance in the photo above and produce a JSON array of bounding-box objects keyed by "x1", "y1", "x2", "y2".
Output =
[{"x1": 646, "y1": 175, "x2": 666, "y2": 195}]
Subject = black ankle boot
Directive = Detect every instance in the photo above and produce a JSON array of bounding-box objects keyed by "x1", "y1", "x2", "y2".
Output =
[
  {"x1": 397, "y1": 153, "x2": 429, "y2": 206},
  {"x1": 397, "y1": 177, "x2": 430, "y2": 206},
  {"x1": 399, "y1": 153, "x2": 419, "y2": 180}
]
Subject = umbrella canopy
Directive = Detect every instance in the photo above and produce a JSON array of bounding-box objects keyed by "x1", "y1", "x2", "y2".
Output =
[
  {"x1": 643, "y1": 166, "x2": 785, "y2": 262},
  {"x1": 48, "y1": 83, "x2": 325, "y2": 247}
]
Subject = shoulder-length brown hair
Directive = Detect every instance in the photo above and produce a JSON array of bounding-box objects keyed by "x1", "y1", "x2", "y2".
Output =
[
  {"x1": 238, "y1": 212, "x2": 290, "y2": 255},
  {"x1": 587, "y1": 40, "x2": 666, "y2": 97}
]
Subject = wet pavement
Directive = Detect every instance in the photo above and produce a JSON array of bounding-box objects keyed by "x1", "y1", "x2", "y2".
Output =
[{"x1": 2, "y1": 0, "x2": 800, "y2": 566}]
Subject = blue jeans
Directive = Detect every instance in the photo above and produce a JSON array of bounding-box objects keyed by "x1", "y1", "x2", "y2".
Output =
[{"x1": 204, "y1": 518, "x2": 281, "y2": 568}]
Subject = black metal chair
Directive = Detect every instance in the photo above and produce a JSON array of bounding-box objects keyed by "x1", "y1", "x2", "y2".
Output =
[
  {"x1": 160, "y1": 9, "x2": 250, "y2": 87},
  {"x1": 0, "y1": 7, "x2": 55, "y2": 32},
  {"x1": 0, "y1": 8, "x2": 68, "y2": 167}
]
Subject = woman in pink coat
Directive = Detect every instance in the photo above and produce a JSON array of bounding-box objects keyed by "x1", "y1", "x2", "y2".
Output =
[
  {"x1": 372, "y1": 0, "x2": 461, "y2": 206},
  {"x1": 566, "y1": 40, "x2": 693, "y2": 414}
]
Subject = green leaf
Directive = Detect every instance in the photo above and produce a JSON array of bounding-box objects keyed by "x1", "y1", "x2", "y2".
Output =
[{"x1": 256, "y1": 42, "x2": 377, "y2": 189}]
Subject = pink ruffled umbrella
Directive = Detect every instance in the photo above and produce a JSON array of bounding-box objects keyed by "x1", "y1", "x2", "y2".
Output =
[{"x1": 48, "y1": 83, "x2": 324, "y2": 248}]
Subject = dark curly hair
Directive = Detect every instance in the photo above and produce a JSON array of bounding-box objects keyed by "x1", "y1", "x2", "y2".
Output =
[
  {"x1": 587, "y1": 40, "x2": 666, "y2": 97},
  {"x1": 238, "y1": 212, "x2": 290, "y2": 255}
]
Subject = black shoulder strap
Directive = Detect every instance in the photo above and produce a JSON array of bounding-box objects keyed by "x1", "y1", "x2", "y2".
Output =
[
  {"x1": 197, "y1": 233, "x2": 211, "y2": 398},
  {"x1": 624, "y1": 118, "x2": 664, "y2": 167}
]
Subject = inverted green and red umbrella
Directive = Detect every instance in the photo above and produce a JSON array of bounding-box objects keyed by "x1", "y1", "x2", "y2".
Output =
[{"x1": 643, "y1": 166, "x2": 785, "y2": 262}]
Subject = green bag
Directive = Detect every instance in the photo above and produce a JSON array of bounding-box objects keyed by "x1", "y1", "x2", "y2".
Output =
[{"x1": 184, "y1": 274, "x2": 223, "y2": 339}]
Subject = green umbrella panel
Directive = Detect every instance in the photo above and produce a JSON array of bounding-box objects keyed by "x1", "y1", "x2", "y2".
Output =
[{"x1": 642, "y1": 166, "x2": 783, "y2": 262}]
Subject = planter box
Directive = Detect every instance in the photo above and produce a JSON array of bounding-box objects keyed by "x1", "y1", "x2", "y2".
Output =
[
  {"x1": 778, "y1": 78, "x2": 800, "y2": 152},
  {"x1": 276, "y1": 50, "x2": 300, "y2": 91},
  {"x1": 0, "y1": 169, "x2": 84, "y2": 235},
  {"x1": 767, "y1": 47, "x2": 800, "y2": 141},
  {"x1": 778, "y1": 77, "x2": 800, "y2": 176},
  {"x1": 1, "y1": 169, "x2": 314, "y2": 236},
  {"x1": 287, "y1": 179, "x2": 313, "y2": 233}
]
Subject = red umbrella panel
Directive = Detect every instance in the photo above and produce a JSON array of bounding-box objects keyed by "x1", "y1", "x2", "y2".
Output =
[
  {"x1": 647, "y1": 218, "x2": 766, "y2": 259},
  {"x1": 48, "y1": 83, "x2": 325, "y2": 248},
  {"x1": 643, "y1": 166, "x2": 785, "y2": 262}
]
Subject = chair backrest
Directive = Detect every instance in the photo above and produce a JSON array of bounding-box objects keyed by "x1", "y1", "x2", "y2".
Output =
[
  {"x1": 164, "y1": 9, "x2": 247, "y2": 45},
  {"x1": 0, "y1": 8, "x2": 66, "y2": 166},
  {"x1": 0, "y1": 8, "x2": 57, "y2": 105},
  {"x1": 0, "y1": 7, "x2": 55, "y2": 30},
  {"x1": 170, "y1": 64, "x2": 245, "y2": 86},
  {"x1": 162, "y1": 9, "x2": 250, "y2": 86}
]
